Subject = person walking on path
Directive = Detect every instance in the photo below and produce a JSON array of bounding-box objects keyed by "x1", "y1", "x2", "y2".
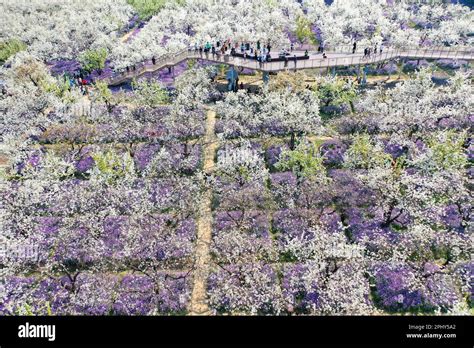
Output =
[
  {"x1": 353, "y1": 42, "x2": 357, "y2": 54},
  {"x1": 374, "y1": 43, "x2": 378, "y2": 55},
  {"x1": 291, "y1": 43, "x2": 294, "y2": 51},
  {"x1": 257, "y1": 40, "x2": 261, "y2": 50}
]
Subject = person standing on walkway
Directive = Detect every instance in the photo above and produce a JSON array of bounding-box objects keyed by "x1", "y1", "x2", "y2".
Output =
[
  {"x1": 304, "y1": 50, "x2": 309, "y2": 57},
  {"x1": 291, "y1": 43, "x2": 294, "y2": 52},
  {"x1": 257, "y1": 40, "x2": 261, "y2": 50},
  {"x1": 379, "y1": 44, "x2": 384, "y2": 55},
  {"x1": 374, "y1": 43, "x2": 378, "y2": 55},
  {"x1": 267, "y1": 43, "x2": 271, "y2": 54},
  {"x1": 353, "y1": 42, "x2": 357, "y2": 54}
]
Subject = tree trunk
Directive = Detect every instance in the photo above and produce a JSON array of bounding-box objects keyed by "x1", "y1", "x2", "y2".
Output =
[
  {"x1": 349, "y1": 100, "x2": 355, "y2": 114},
  {"x1": 290, "y1": 132, "x2": 296, "y2": 150}
]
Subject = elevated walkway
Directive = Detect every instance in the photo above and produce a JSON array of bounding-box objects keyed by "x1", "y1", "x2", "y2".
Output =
[{"x1": 105, "y1": 47, "x2": 473, "y2": 86}]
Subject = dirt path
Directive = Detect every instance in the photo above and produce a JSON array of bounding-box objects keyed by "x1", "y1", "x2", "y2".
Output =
[
  {"x1": 189, "y1": 108, "x2": 218, "y2": 315},
  {"x1": 120, "y1": 30, "x2": 136, "y2": 43}
]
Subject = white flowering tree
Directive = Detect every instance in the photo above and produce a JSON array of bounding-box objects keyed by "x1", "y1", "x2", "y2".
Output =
[{"x1": 0, "y1": 0, "x2": 133, "y2": 60}]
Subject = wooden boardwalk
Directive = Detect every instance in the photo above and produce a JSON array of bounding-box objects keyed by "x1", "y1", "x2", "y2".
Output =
[{"x1": 106, "y1": 47, "x2": 473, "y2": 86}]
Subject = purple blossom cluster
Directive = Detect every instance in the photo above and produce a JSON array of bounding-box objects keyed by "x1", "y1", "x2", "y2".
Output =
[
  {"x1": 138, "y1": 61, "x2": 188, "y2": 88},
  {"x1": 1, "y1": 273, "x2": 192, "y2": 315},
  {"x1": 281, "y1": 263, "x2": 320, "y2": 313},
  {"x1": 372, "y1": 263, "x2": 426, "y2": 312},
  {"x1": 371, "y1": 262, "x2": 464, "y2": 313},
  {"x1": 85, "y1": 60, "x2": 115, "y2": 81},
  {"x1": 403, "y1": 59, "x2": 430, "y2": 72},
  {"x1": 134, "y1": 142, "x2": 202, "y2": 174},
  {"x1": 211, "y1": 211, "x2": 274, "y2": 262},
  {"x1": 3, "y1": 178, "x2": 200, "y2": 218},
  {"x1": 26, "y1": 215, "x2": 196, "y2": 264},
  {"x1": 207, "y1": 263, "x2": 281, "y2": 314},
  {"x1": 320, "y1": 139, "x2": 348, "y2": 167},
  {"x1": 38, "y1": 106, "x2": 205, "y2": 144},
  {"x1": 47, "y1": 59, "x2": 81, "y2": 76},
  {"x1": 265, "y1": 143, "x2": 289, "y2": 169},
  {"x1": 214, "y1": 180, "x2": 270, "y2": 211}
]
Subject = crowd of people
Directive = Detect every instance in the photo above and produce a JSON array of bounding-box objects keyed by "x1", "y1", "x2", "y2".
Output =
[
  {"x1": 193, "y1": 39, "x2": 314, "y2": 63},
  {"x1": 63, "y1": 71, "x2": 92, "y2": 95},
  {"x1": 193, "y1": 39, "x2": 276, "y2": 62},
  {"x1": 362, "y1": 43, "x2": 384, "y2": 58}
]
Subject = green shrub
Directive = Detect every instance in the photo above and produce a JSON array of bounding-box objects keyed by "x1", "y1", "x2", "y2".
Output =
[
  {"x1": 79, "y1": 48, "x2": 107, "y2": 74},
  {"x1": 0, "y1": 39, "x2": 27, "y2": 64}
]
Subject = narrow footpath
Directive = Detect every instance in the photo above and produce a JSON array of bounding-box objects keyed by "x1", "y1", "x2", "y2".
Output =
[{"x1": 189, "y1": 108, "x2": 218, "y2": 315}]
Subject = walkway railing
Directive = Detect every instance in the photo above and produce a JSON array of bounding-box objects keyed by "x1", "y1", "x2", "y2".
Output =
[{"x1": 105, "y1": 46, "x2": 473, "y2": 86}]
